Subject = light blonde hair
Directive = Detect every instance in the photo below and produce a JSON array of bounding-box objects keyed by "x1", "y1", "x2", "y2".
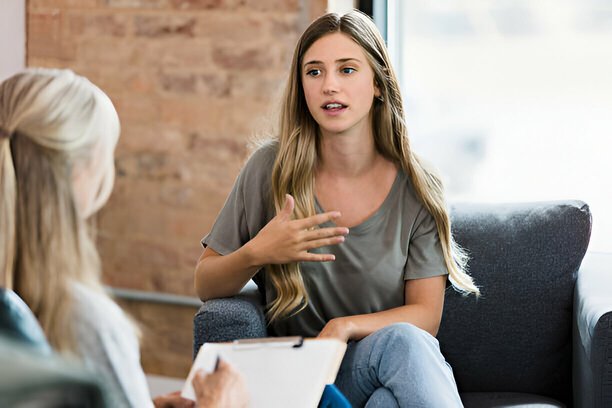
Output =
[
  {"x1": 266, "y1": 11, "x2": 479, "y2": 323},
  {"x1": 0, "y1": 68, "x2": 120, "y2": 355}
]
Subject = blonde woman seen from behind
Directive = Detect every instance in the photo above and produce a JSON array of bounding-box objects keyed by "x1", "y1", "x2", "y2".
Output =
[
  {"x1": 195, "y1": 11, "x2": 478, "y2": 407},
  {"x1": 0, "y1": 68, "x2": 247, "y2": 408}
]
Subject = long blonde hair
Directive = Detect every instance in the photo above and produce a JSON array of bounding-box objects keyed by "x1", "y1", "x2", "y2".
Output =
[
  {"x1": 0, "y1": 68, "x2": 120, "y2": 355},
  {"x1": 267, "y1": 11, "x2": 479, "y2": 323}
]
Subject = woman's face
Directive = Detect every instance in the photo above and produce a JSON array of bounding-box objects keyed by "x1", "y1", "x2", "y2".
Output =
[{"x1": 301, "y1": 32, "x2": 380, "y2": 137}]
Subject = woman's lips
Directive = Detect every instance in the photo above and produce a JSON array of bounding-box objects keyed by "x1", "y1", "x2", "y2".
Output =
[{"x1": 322, "y1": 102, "x2": 348, "y2": 116}]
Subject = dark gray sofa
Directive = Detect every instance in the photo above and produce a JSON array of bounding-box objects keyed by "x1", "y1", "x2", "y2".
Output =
[{"x1": 193, "y1": 200, "x2": 612, "y2": 408}]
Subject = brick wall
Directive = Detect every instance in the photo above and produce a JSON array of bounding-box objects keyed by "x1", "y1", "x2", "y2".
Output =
[
  {"x1": 27, "y1": 0, "x2": 326, "y2": 295},
  {"x1": 27, "y1": 0, "x2": 327, "y2": 376}
]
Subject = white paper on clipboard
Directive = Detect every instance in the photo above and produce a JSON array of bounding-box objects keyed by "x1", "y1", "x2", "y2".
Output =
[{"x1": 181, "y1": 337, "x2": 347, "y2": 408}]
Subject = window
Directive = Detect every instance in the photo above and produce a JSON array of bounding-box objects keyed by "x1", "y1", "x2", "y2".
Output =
[
  {"x1": 0, "y1": 0, "x2": 26, "y2": 81},
  {"x1": 384, "y1": 0, "x2": 612, "y2": 252}
]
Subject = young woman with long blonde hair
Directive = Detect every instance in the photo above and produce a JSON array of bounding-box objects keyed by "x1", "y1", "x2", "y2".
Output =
[
  {"x1": 195, "y1": 10, "x2": 478, "y2": 407},
  {"x1": 0, "y1": 68, "x2": 247, "y2": 408}
]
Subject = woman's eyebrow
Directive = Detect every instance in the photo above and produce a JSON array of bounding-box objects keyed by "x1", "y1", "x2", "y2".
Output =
[{"x1": 303, "y1": 57, "x2": 362, "y2": 68}]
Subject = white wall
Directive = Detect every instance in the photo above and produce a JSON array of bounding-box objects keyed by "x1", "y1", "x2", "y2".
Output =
[{"x1": 0, "y1": 0, "x2": 26, "y2": 81}]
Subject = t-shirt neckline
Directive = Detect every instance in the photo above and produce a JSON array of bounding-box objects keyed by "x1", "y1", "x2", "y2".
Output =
[{"x1": 314, "y1": 169, "x2": 403, "y2": 234}]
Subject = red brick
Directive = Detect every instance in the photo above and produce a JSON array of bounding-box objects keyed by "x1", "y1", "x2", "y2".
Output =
[
  {"x1": 67, "y1": 12, "x2": 129, "y2": 37},
  {"x1": 199, "y1": 72, "x2": 231, "y2": 98},
  {"x1": 98, "y1": 236, "x2": 182, "y2": 291},
  {"x1": 158, "y1": 96, "x2": 226, "y2": 130},
  {"x1": 28, "y1": 10, "x2": 62, "y2": 59},
  {"x1": 29, "y1": 0, "x2": 101, "y2": 8},
  {"x1": 212, "y1": 45, "x2": 273, "y2": 70},
  {"x1": 228, "y1": 0, "x2": 301, "y2": 12},
  {"x1": 113, "y1": 94, "x2": 161, "y2": 124},
  {"x1": 119, "y1": 123, "x2": 188, "y2": 154},
  {"x1": 126, "y1": 70, "x2": 157, "y2": 94},
  {"x1": 228, "y1": 70, "x2": 285, "y2": 101},
  {"x1": 194, "y1": 12, "x2": 266, "y2": 43},
  {"x1": 67, "y1": 67, "x2": 151, "y2": 97},
  {"x1": 114, "y1": 151, "x2": 183, "y2": 181},
  {"x1": 134, "y1": 15, "x2": 196, "y2": 38},
  {"x1": 270, "y1": 14, "x2": 300, "y2": 36},
  {"x1": 76, "y1": 37, "x2": 142, "y2": 65},
  {"x1": 144, "y1": 38, "x2": 211, "y2": 68},
  {"x1": 105, "y1": 0, "x2": 169, "y2": 8},
  {"x1": 159, "y1": 71, "x2": 198, "y2": 94},
  {"x1": 170, "y1": 0, "x2": 223, "y2": 9}
]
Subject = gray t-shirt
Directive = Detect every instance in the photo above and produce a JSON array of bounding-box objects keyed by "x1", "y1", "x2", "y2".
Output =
[{"x1": 202, "y1": 142, "x2": 448, "y2": 337}]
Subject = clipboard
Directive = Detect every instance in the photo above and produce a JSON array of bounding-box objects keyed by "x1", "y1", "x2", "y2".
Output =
[{"x1": 181, "y1": 337, "x2": 347, "y2": 408}]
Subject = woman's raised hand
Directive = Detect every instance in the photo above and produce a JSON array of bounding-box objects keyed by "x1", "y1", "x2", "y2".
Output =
[{"x1": 244, "y1": 194, "x2": 349, "y2": 266}]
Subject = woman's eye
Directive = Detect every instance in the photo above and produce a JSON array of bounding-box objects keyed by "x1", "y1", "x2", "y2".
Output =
[
  {"x1": 306, "y1": 69, "x2": 321, "y2": 77},
  {"x1": 341, "y1": 67, "x2": 356, "y2": 74}
]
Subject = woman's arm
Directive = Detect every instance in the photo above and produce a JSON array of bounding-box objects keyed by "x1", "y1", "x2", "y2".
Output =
[
  {"x1": 195, "y1": 195, "x2": 349, "y2": 301},
  {"x1": 318, "y1": 275, "x2": 447, "y2": 342}
]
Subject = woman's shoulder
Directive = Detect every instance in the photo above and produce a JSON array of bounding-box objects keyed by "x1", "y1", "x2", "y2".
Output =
[
  {"x1": 235, "y1": 139, "x2": 278, "y2": 192},
  {"x1": 69, "y1": 282, "x2": 134, "y2": 337},
  {"x1": 396, "y1": 168, "x2": 436, "y2": 225},
  {"x1": 69, "y1": 282, "x2": 151, "y2": 408},
  {"x1": 397, "y1": 168, "x2": 421, "y2": 205},
  {"x1": 245, "y1": 139, "x2": 278, "y2": 169}
]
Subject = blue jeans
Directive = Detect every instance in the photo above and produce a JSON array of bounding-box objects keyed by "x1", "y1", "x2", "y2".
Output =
[{"x1": 334, "y1": 323, "x2": 463, "y2": 408}]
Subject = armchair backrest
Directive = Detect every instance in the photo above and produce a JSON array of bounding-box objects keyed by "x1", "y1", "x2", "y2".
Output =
[
  {"x1": 438, "y1": 201, "x2": 592, "y2": 406},
  {"x1": 0, "y1": 288, "x2": 107, "y2": 407},
  {"x1": 0, "y1": 288, "x2": 51, "y2": 355}
]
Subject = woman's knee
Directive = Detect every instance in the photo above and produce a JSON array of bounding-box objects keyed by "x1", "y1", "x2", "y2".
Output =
[
  {"x1": 375, "y1": 322, "x2": 438, "y2": 353},
  {"x1": 365, "y1": 387, "x2": 399, "y2": 408}
]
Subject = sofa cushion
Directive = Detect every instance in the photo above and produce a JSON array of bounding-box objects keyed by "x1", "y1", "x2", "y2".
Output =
[
  {"x1": 439, "y1": 201, "x2": 591, "y2": 406},
  {"x1": 461, "y1": 392, "x2": 566, "y2": 407}
]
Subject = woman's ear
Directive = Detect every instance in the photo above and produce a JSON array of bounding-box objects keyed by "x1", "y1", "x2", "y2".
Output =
[
  {"x1": 374, "y1": 79, "x2": 382, "y2": 99},
  {"x1": 374, "y1": 82, "x2": 383, "y2": 102}
]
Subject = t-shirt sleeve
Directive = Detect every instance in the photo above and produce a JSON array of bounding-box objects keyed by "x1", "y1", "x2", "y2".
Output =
[
  {"x1": 201, "y1": 165, "x2": 250, "y2": 255},
  {"x1": 201, "y1": 144, "x2": 276, "y2": 255},
  {"x1": 404, "y1": 207, "x2": 449, "y2": 280}
]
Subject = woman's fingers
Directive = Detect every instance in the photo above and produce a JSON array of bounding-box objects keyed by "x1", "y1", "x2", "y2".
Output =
[
  {"x1": 301, "y1": 236, "x2": 345, "y2": 251},
  {"x1": 279, "y1": 194, "x2": 295, "y2": 220},
  {"x1": 296, "y1": 211, "x2": 342, "y2": 229},
  {"x1": 298, "y1": 252, "x2": 337, "y2": 262},
  {"x1": 303, "y1": 226, "x2": 349, "y2": 240}
]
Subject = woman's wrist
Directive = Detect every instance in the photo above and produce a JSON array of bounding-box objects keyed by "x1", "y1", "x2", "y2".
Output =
[{"x1": 240, "y1": 240, "x2": 265, "y2": 269}]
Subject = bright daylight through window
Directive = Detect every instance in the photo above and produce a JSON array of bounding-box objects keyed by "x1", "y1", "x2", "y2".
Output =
[{"x1": 385, "y1": 0, "x2": 612, "y2": 252}]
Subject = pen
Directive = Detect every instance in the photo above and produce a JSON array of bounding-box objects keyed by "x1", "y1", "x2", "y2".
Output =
[{"x1": 214, "y1": 355, "x2": 220, "y2": 371}]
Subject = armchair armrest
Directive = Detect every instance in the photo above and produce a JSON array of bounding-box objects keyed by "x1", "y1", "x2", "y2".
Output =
[
  {"x1": 573, "y1": 251, "x2": 612, "y2": 408},
  {"x1": 193, "y1": 280, "x2": 267, "y2": 357}
]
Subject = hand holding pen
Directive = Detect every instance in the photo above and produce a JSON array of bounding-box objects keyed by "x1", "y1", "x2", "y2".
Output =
[{"x1": 192, "y1": 358, "x2": 249, "y2": 408}]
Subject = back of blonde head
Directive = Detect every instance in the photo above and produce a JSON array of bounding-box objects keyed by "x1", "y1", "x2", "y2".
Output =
[
  {"x1": 0, "y1": 68, "x2": 120, "y2": 355},
  {"x1": 267, "y1": 11, "x2": 479, "y2": 323}
]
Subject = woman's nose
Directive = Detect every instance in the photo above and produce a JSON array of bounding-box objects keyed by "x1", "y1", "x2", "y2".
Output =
[{"x1": 322, "y1": 72, "x2": 340, "y2": 95}]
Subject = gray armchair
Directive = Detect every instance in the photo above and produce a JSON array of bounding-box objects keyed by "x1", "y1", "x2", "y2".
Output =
[
  {"x1": 194, "y1": 200, "x2": 612, "y2": 408},
  {"x1": 0, "y1": 288, "x2": 107, "y2": 407}
]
